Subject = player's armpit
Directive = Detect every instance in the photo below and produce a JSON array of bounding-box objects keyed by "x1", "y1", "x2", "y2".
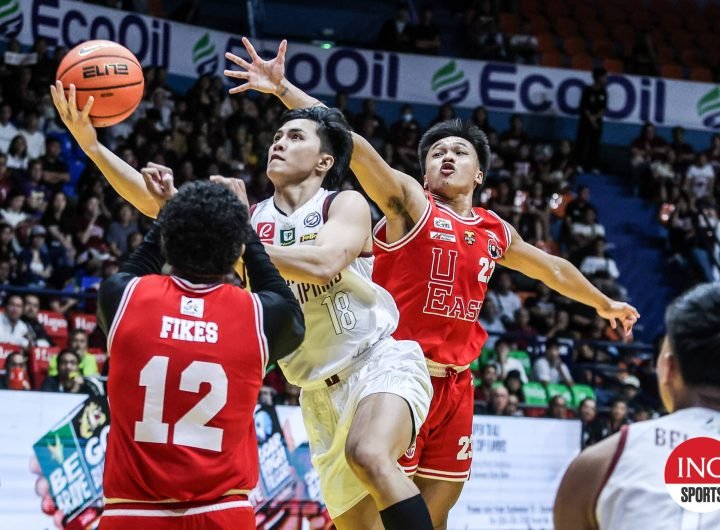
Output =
[
  {"x1": 349, "y1": 132, "x2": 427, "y2": 229},
  {"x1": 554, "y1": 433, "x2": 620, "y2": 530}
]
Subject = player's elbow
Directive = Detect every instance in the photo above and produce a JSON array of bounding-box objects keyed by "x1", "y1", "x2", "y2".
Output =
[{"x1": 311, "y1": 263, "x2": 341, "y2": 286}]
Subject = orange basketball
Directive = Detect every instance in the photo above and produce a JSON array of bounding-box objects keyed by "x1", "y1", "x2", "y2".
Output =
[{"x1": 56, "y1": 40, "x2": 144, "y2": 127}]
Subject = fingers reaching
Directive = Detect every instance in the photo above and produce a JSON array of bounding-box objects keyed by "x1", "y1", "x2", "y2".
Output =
[
  {"x1": 242, "y1": 36, "x2": 261, "y2": 61},
  {"x1": 277, "y1": 39, "x2": 287, "y2": 63},
  {"x1": 224, "y1": 52, "x2": 252, "y2": 70},
  {"x1": 229, "y1": 84, "x2": 252, "y2": 95},
  {"x1": 146, "y1": 161, "x2": 173, "y2": 174},
  {"x1": 81, "y1": 96, "x2": 94, "y2": 120}
]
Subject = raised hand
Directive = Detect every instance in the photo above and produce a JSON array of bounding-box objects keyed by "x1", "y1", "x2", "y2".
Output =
[
  {"x1": 597, "y1": 300, "x2": 641, "y2": 335},
  {"x1": 49, "y1": 81, "x2": 97, "y2": 149},
  {"x1": 224, "y1": 37, "x2": 287, "y2": 95},
  {"x1": 210, "y1": 175, "x2": 250, "y2": 211},
  {"x1": 140, "y1": 162, "x2": 177, "y2": 209}
]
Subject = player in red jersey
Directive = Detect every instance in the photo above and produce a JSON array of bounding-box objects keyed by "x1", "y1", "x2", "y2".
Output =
[
  {"x1": 50, "y1": 85, "x2": 305, "y2": 529},
  {"x1": 225, "y1": 38, "x2": 640, "y2": 529}
]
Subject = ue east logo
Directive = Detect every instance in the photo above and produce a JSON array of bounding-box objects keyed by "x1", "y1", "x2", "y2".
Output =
[{"x1": 664, "y1": 436, "x2": 720, "y2": 513}]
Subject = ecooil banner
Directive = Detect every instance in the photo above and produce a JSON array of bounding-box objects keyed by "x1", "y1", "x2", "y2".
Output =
[{"x1": 10, "y1": 0, "x2": 720, "y2": 131}]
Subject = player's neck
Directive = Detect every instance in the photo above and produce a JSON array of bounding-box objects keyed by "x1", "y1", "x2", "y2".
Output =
[
  {"x1": 273, "y1": 179, "x2": 323, "y2": 215},
  {"x1": 432, "y1": 192, "x2": 474, "y2": 218},
  {"x1": 672, "y1": 387, "x2": 720, "y2": 412}
]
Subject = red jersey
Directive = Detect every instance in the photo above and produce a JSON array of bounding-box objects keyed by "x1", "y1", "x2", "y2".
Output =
[
  {"x1": 373, "y1": 194, "x2": 512, "y2": 366},
  {"x1": 103, "y1": 275, "x2": 268, "y2": 503}
]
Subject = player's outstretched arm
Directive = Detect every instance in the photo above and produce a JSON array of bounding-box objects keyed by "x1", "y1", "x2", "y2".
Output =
[
  {"x1": 500, "y1": 224, "x2": 640, "y2": 334},
  {"x1": 49, "y1": 81, "x2": 159, "y2": 218},
  {"x1": 553, "y1": 433, "x2": 620, "y2": 530},
  {"x1": 263, "y1": 191, "x2": 371, "y2": 285},
  {"x1": 224, "y1": 38, "x2": 428, "y2": 228}
]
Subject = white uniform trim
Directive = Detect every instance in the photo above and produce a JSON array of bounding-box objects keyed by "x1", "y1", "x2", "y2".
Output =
[
  {"x1": 251, "y1": 293, "x2": 269, "y2": 374},
  {"x1": 373, "y1": 199, "x2": 432, "y2": 252},
  {"x1": 102, "y1": 500, "x2": 252, "y2": 517},
  {"x1": 107, "y1": 276, "x2": 141, "y2": 354},
  {"x1": 170, "y1": 276, "x2": 224, "y2": 294},
  {"x1": 486, "y1": 209, "x2": 513, "y2": 248},
  {"x1": 415, "y1": 466, "x2": 470, "y2": 482},
  {"x1": 435, "y1": 201, "x2": 483, "y2": 224}
]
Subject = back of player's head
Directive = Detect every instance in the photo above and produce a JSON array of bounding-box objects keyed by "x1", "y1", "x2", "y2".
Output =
[
  {"x1": 278, "y1": 107, "x2": 352, "y2": 188},
  {"x1": 665, "y1": 283, "x2": 720, "y2": 387},
  {"x1": 418, "y1": 119, "x2": 490, "y2": 176},
  {"x1": 158, "y1": 181, "x2": 253, "y2": 277}
]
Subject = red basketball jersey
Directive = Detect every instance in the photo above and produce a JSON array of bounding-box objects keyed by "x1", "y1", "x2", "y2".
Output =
[
  {"x1": 103, "y1": 275, "x2": 268, "y2": 503},
  {"x1": 373, "y1": 194, "x2": 512, "y2": 366}
]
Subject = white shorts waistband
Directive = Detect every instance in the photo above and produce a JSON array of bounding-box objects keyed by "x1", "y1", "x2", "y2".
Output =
[{"x1": 426, "y1": 359, "x2": 471, "y2": 378}]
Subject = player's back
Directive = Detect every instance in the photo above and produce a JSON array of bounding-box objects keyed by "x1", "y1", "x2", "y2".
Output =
[
  {"x1": 103, "y1": 275, "x2": 267, "y2": 503},
  {"x1": 597, "y1": 407, "x2": 720, "y2": 530}
]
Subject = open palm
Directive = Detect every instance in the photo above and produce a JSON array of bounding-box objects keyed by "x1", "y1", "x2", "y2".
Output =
[{"x1": 224, "y1": 37, "x2": 287, "y2": 95}]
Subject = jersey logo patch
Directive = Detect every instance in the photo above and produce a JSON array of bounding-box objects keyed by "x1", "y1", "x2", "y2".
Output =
[
  {"x1": 257, "y1": 222, "x2": 275, "y2": 243},
  {"x1": 300, "y1": 233, "x2": 317, "y2": 242},
  {"x1": 430, "y1": 231, "x2": 456, "y2": 242},
  {"x1": 488, "y1": 238, "x2": 503, "y2": 259},
  {"x1": 405, "y1": 442, "x2": 417, "y2": 459},
  {"x1": 464, "y1": 230, "x2": 476, "y2": 245},
  {"x1": 280, "y1": 227, "x2": 296, "y2": 246},
  {"x1": 433, "y1": 217, "x2": 452, "y2": 231},
  {"x1": 181, "y1": 296, "x2": 204, "y2": 318},
  {"x1": 304, "y1": 211, "x2": 321, "y2": 227}
]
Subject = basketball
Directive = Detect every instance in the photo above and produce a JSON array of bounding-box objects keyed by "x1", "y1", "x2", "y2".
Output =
[{"x1": 56, "y1": 40, "x2": 144, "y2": 127}]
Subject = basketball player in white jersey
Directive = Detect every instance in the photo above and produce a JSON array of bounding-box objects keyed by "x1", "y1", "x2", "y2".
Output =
[
  {"x1": 555, "y1": 282, "x2": 720, "y2": 530},
  {"x1": 51, "y1": 81, "x2": 434, "y2": 530}
]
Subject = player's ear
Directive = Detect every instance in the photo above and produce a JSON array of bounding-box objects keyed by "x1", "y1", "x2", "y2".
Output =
[
  {"x1": 317, "y1": 153, "x2": 334, "y2": 173},
  {"x1": 475, "y1": 171, "x2": 484, "y2": 187}
]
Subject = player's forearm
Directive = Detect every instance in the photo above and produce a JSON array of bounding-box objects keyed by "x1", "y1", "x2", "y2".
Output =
[
  {"x1": 542, "y1": 256, "x2": 612, "y2": 312},
  {"x1": 83, "y1": 141, "x2": 159, "y2": 218},
  {"x1": 274, "y1": 78, "x2": 324, "y2": 110},
  {"x1": 263, "y1": 243, "x2": 344, "y2": 285}
]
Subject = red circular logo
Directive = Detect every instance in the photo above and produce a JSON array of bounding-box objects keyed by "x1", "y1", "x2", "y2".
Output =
[{"x1": 665, "y1": 437, "x2": 720, "y2": 513}]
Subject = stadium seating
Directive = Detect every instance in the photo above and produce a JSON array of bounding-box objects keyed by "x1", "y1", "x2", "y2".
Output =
[{"x1": 522, "y1": 382, "x2": 549, "y2": 406}]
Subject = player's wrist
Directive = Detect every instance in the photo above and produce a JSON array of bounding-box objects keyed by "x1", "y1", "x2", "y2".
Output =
[{"x1": 274, "y1": 77, "x2": 290, "y2": 97}]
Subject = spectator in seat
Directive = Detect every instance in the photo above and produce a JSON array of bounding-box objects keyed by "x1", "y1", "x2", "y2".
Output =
[
  {"x1": 1, "y1": 191, "x2": 29, "y2": 228},
  {"x1": 22, "y1": 293, "x2": 52, "y2": 347},
  {"x1": 258, "y1": 385, "x2": 277, "y2": 406},
  {"x1": 630, "y1": 123, "x2": 669, "y2": 198},
  {"x1": 604, "y1": 397, "x2": 630, "y2": 435},
  {"x1": 474, "y1": 363, "x2": 498, "y2": 404},
  {"x1": 507, "y1": 19, "x2": 539, "y2": 65},
  {"x1": 526, "y1": 282, "x2": 557, "y2": 333},
  {"x1": 569, "y1": 207, "x2": 606, "y2": 256},
  {"x1": 575, "y1": 67, "x2": 608, "y2": 174},
  {"x1": 533, "y1": 338, "x2": 574, "y2": 386},
  {"x1": 283, "y1": 380, "x2": 301, "y2": 406},
  {"x1": 40, "y1": 138, "x2": 70, "y2": 193},
  {"x1": 19, "y1": 112, "x2": 46, "y2": 160},
  {"x1": 409, "y1": 7, "x2": 441, "y2": 55},
  {"x1": 479, "y1": 385, "x2": 510, "y2": 416},
  {"x1": 580, "y1": 238, "x2": 621, "y2": 293},
  {"x1": 495, "y1": 338, "x2": 528, "y2": 383},
  {"x1": 629, "y1": 31, "x2": 658, "y2": 77},
  {"x1": 504, "y1": 307, "x2": 538, "y2": 350},
  {"x1": 670, "y1": 126, "x2": 695, "y2": 175},
  {"x1": 499, "y1": 114, "x2": 529, "y2": 160},
  {"x1": 48, "y1": 329, "x2": 98, "y2": 377},
  {"x1": 6, "y1": 134, "x2": 29, "y2": 171},
  {"x1": 504, "y1": 369, "x2": 526, "y2": 403},
  {"x1": 487, "y1": 271, "x2": 522, "y2": 325},
  {"x1": 686, "y1": 152, "x2": 715, "y2": 202},
  {"x1": 579, "y1": 398, "x2": 604, "y2": 448},
  {"x1": 40, "y1": 349, "x2": 103, "y2": 395},
  {"x1": 478, "y1": 297, "x2": 505, "y2": 349},
  {"x1": 107, "y1": 202, "x2": 139, "y2": 258},
  {"x1": 376, "y1": 4, "x2": 413, "y2": 52},
  {"x1": 565, "y1": 185, "x2": 596, "y2": 226},
  {"x1": 18, "y1": 225, "x2": 53, "y2": 287},
  {"x1": 0, "y1": 294, "x2": 32, "y2": 348},
  {"x1": 0, "y1": 351, "x2": 31, "y2": 390},
  {"x1": 547, "y1": 394, "x2": 569, "y2": 419},
  {"x1": 0, "y1": 103, "x2": 18, "y2": 154},
  {"x1": 506, "y1": 394, "x2": 523, "y2": 417}
]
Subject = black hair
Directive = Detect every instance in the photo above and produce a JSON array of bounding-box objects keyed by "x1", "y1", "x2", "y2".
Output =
[
  {"x1": 157, "y1": 181, "x2": 253, "y2": 277},
  {"x1": 277, "y1": 107, "x2": 352, "y2": 188},
  {"x1": 592, "y1": 67, "x2": 608, "y2": 81},
  {"x1": 578, "y1": 397, "x2": 596, "y2": 408},
  {"x1": 665, "y1": 283, "x2": 720, "y2": 387},
  {"x1": 57, "y1": 349, "x2": 81, "y2": 364},
  {"x1": 418, "y1": 118, "x2": 491, "y2": 176}
]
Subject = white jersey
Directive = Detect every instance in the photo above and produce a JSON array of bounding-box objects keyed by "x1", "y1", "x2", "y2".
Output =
[
  {"x1": 597, "y1": 407, "x2": 720, "y2": 530},
  {"x1": 250, "y1": 188, "x2": 399, "y2": 387}
]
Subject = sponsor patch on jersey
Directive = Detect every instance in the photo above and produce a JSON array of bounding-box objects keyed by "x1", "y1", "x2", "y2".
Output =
[
  {"x1": 181, "y1": 296, "x2": 204, "y2": 318},
  {"x1": 300, "y1": 233, "x2": 317, "y2": 242},
  {"x1": 488, "y1": 238, "x2": 503, "y2": 259},
  {"x1": 433, "y1": 217, "x2": 453, "y2": 231},
  {"x1": 430, "y1": 231, "x2": 457, "y2": 242},
  {"x1": 257, "y1": 222, "x2": 275, "y2": 243},
  {"x1": 464, "y1": 230, "x2": 476, "y2": 245},
  {"x1": 280, "y1": 227, "x2": 296, "y2": 246},
  {"x1": 304, "y1": 211, "x2": 321, "y2": 228}
]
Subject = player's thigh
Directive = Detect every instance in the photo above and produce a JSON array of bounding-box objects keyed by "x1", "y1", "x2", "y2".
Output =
[
  {"x1": 413, "y1": 476, "x2": 465, "y2": 530},
  {"x1": 347, "y1": 392, "x2": 414, "y2": 460},
  {"x1": 332, "y1": 494, "x2": 384, "y2": 530}
]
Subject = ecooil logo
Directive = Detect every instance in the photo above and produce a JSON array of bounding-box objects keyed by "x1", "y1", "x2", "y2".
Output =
[
  {"x1": 0, "y1": 0, "x2": 22, "y2": 41},
  {"x1": 193, "y1": 33, "x2": 218, "y2": 76},
  {"x1": 432, "y1": 61, "x2": 470, "y2": 105},
  {"x1": 697, "y1": 87, "x2": 720, "y2": 129}
]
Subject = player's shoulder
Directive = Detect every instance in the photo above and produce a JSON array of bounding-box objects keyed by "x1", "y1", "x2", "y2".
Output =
[
  {"x1": 324, "y1": 189, "x2": 371, "y2": 219},
  {"x1": 250, "y1": 197, "x2": 272, "y2": 219}
]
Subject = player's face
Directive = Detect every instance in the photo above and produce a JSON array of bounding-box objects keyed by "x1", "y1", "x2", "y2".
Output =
[
  {"x1": 424, "y1": 136, "x2": 482, "y2": 200},
  {"x1": 266, "y1": 119, "x2": 331, "y2": 185}
]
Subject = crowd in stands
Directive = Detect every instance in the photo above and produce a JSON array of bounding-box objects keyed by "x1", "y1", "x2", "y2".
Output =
[{"x1": 0, "y1": 35, "x2": 659, "y2": 450}]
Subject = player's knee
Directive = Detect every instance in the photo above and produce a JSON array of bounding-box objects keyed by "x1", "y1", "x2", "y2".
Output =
[{"x1": 345, "y1": 439, "x2": 394, "y2": 484}]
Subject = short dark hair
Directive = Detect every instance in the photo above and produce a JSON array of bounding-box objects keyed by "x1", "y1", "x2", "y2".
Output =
[
  {"x1": 158, "y1": 181, "x2": 253, "y2": 277},
  {"x1": 57, "y1": 349, "x2": 81, "y2": 364},
  {"x1": 277, "y1": 107, "x2": 352, "y2": 188},
  {"x1": 418, "y1": 119, "x2": 491, "y2": 176},
  {"x1": 592, "y1": 67, "x2": 608, "y2": 81},
  {"x1": 665, "y1": 283, "x2": 720, "y2": 387}
]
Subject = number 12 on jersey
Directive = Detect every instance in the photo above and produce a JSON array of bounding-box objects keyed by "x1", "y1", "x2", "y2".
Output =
[{"x1": 321, "y1": 291, "x2": 357, "y2": 335}]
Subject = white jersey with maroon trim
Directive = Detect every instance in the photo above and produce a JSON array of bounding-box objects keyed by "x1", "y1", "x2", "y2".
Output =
[
  {"x1": 250, "y1": 188, "x2": 398, "y2": 387},
  {"x1": 596, "y1": 407, "x2": 720, "y2": 530}
]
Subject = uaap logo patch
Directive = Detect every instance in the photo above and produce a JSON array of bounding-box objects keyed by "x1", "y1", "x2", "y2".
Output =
[
  {"x1": 464, "y1": 230, "x2": 476, "y2": 245},
  {"x1": 404, "y1": 442, "x2": 417, "y2": 459},
  {"x1": 488, "y1": 238, "x2": 503, "y2": 259},
  {"x1": 304, "y1": 211, "x2": 321, "y2": 228}
]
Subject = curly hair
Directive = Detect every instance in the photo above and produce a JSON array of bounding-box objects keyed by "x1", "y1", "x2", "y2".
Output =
[
  {"x1": 418, "y1": 118, "x2": 491, "y2": 176},
  {"x1": 278, "y1": 107, "x2": 352, "y2": 188},
  {"x1": 157, "y1": 181, "x2": 253, "y2": 277}
]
